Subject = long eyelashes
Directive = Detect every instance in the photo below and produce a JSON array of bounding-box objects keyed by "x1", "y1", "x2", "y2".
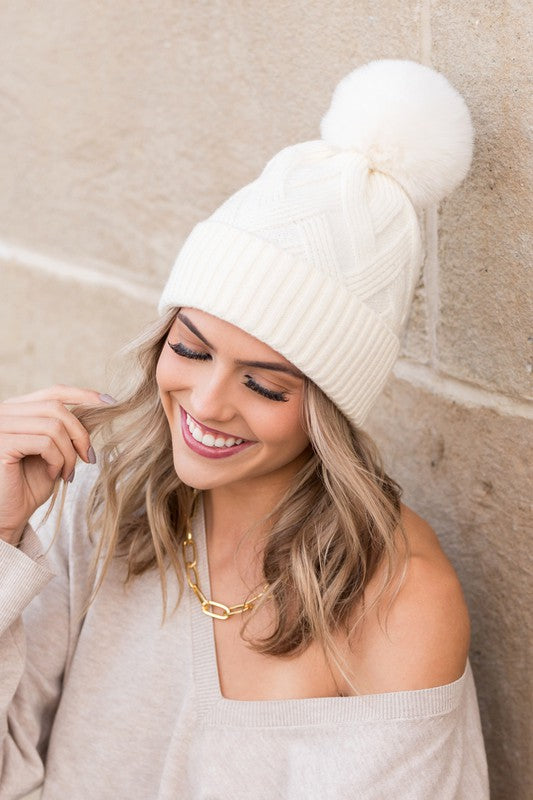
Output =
[
  {"x1": 167, "y1": 341, "x2": 289, "y2": 403},
  {"x1": 243, "y1": 376, "x2": 288, "y2": 403},
  {"x1": 168, "y1": 341, "x2": 210, "y2": 360}
]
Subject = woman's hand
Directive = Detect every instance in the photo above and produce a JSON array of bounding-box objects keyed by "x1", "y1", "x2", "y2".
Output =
[{"x1": 0, "y1": 384, "x2": 114, "y2": 545}]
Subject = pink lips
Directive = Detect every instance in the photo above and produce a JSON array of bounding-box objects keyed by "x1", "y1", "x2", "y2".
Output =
[{"x1": 179, "y1": 406, "x2": 255, "y2": 460}]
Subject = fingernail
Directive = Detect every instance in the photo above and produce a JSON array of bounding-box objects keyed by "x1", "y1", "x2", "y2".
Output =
[
  {"x1": 66, "y1": 469, "x2": 75, "y2": 483},
  {"x1": 99, "y1": 393, "x2": 118, "y2": 405},
  {"x1": 87, "y1": 446, "x2": 97, "y2": 464}
]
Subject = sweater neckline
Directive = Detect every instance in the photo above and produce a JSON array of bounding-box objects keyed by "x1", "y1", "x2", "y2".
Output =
[{"x1": 189, "y1": 494, "x2": 471, "y2": 727}]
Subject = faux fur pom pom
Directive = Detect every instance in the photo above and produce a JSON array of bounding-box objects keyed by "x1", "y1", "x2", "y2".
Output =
[{"x1": 320, "y1": 59, "x2": 474, "y2": 209}]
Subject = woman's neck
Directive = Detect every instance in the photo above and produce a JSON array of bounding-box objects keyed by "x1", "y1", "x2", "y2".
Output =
[
  {"x1": 202, "y1": 450, "x2": 310, "y2": 553},
  {"x1": 203, "y1": 480, "x2": 281, "y2": 554}
]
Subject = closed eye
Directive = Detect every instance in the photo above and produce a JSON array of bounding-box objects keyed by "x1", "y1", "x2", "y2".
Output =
[
  {"x1": 168, "y1": 341, "x2": 210, "y2": 360},
  {"x1": 167, "y1": 341, "x2": 289, "y2": 402}
]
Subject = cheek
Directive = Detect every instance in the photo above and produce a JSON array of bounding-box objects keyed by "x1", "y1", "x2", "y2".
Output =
[
  {"x1": 156, "y1": 347, "x2": 183, "y2": 393},
  {"x1": 155, "y1": 355, "x2": 170, "y2": 419},
  {"x1": 155, "y1": 349, "x2": 183, "y2": 420},
  {"x1": 260, "y1": 403, "x2": 308, "y2": 450}
]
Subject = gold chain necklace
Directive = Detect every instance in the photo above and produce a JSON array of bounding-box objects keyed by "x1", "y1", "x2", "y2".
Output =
[{"x1": 182, "y1": 493, "x2": 269, "y2": 621}]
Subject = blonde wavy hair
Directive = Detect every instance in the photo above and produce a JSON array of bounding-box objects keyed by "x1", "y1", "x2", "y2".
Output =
[{"x1": 43, "y1": 308, "x2": 409, "y2": 693}]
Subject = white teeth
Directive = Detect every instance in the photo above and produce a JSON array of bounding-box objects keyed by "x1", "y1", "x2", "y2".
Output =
[
  {"x1": 184, "y1": 411, "x2": 246, "y2": 449},
  {"x1": 192, "y1": 427, "x2": 203, "y2": 442}
]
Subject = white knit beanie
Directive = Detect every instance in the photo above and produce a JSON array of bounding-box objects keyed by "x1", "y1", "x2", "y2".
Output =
[{"x1": 158, "y1": 59, "x2": 474, "y2": 427}]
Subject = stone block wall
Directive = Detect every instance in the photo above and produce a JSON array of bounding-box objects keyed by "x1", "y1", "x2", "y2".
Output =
[{"x1": 1, "y1": 3, "x2": 531, "y2": 797}]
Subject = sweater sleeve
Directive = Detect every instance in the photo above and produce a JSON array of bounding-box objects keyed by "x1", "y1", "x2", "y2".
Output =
[{"x1": 0, "y1": 463, "x2": 98, "y2": 798}]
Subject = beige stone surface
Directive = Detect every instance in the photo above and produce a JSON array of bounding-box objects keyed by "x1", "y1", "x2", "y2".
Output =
[
  {"x1": 366, "y1": 376, "x2": 532, "y2": 800},
  {"x1": 430, "y1": 2, "x2": 533, "y2": 398},
  {"x1": 399, "y1": 259, "x2": 432, "y2": 363},
  {"x1": 0, "y1": 1, "x2": 421, "y2": 281},
  {"x1": 0, "y1": 3, "x2": 532, "y2": 799},
  {"x1": 0, "y1": 259, "x2": 155, "y2": 400}
]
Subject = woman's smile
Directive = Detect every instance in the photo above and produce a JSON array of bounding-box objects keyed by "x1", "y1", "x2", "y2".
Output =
[
  {"x1": 183, "y1": 406, "x2": 254, "y2": 445},
  {"x1": 179, "y1": 406, "x2": 257, "y2": 460}
]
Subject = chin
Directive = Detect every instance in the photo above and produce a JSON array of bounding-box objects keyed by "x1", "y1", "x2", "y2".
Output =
[
  {"x1": 170, "y1": 451, "x2": 238, "y2": 492},
  {"x1": 171, "y1": 459, "x2": 212, "y2": 491}
]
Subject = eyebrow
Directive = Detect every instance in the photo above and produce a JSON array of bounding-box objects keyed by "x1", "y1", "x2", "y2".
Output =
[{"x1": 176, "y1": 312, "x2": 304, "y2": 379}]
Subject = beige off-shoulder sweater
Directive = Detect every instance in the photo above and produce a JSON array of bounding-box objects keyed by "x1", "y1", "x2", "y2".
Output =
[{"x1": 0, "y1": 462, "x2": 489, "y2": 800}]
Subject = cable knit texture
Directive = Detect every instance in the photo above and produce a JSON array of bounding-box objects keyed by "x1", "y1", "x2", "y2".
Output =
[{"x1": 158, "y1": 59, "x2": 474, "y2": 426}]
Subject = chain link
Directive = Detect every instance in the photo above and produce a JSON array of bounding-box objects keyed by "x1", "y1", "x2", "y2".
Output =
[{"x1": 182, "y1": 525, "x2": 269, "y2": 621}]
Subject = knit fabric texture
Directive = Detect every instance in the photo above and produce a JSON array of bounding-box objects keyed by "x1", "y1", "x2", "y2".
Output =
[
  {"x1": 159, "y1": 141, "x2": 422, "y2": 426},
  {"x1": 158, "y1": 59, "x2": 474, "y2": 426},
  {"x1": 0, "y1": 463, "x2": 490, "y2": 799}
]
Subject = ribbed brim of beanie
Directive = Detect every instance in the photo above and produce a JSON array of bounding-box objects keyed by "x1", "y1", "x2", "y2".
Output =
[{"x1": 158, "y1": 219, "x2": 400, "y2": 427}]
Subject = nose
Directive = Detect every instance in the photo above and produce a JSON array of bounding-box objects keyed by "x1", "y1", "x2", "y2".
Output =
[{"x1": 187, "y1": 364, "x2": 236, "y2": 425}]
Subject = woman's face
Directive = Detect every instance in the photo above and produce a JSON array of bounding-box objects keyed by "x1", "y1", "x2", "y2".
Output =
[{"x1": 156, "y1": 307, "x2": 311, "y2": 493}]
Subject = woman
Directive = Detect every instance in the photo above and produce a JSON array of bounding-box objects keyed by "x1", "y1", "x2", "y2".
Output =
[{"x1": 0, "y1": 59, "x2": 489, "y2": 798}]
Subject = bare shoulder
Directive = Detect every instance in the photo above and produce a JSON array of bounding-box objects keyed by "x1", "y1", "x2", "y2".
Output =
[{"x1": 340, "y1": 503, "x2": 471, "y2": 695}]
